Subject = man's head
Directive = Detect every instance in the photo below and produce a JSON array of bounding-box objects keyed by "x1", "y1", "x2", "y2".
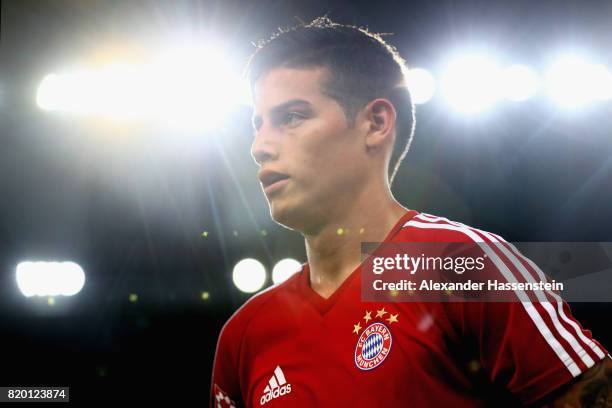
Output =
[{"x1": 247, "y1": 17, "x2": 415, "y2": 233}]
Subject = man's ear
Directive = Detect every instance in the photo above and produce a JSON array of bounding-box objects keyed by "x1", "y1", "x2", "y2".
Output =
[{"x1": 364, "y1": 98, "x2": 397, "y2": 152}]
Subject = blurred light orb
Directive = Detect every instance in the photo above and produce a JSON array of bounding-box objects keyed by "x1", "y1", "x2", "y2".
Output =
[
  {"x1": 591, "y1": 64, "x2": 612, "y2": 101},
  {"x1": 232, "y1": 258, "x2": 266, "y2": 293},
  {"x1": 36, "y1": 64, "x2": 154, "y2": 117},
  {"x1": 546, "y1": 55, "x2": 612, "y2": 108},
  {"x1": 16, "y1": 261, "x2": 85, "y2": 297},
  {"x1": 36, "y1": 41, "x2": 248, "y2": 131},
  {"x1": 440, "y1": 55, "x2": 502, "y2": 113},
  {"x1": 272, "y1": 258, "x2": 302, "y2": 284},
  {"x1": 405, "y1": 68, "x2": 436, "y2": 104},
  {"x1": 501, "y1": 65, "x2": 541, "y2": 101},
  {"x1": 36, "y1": 73, "x2": 72, "y2": 111}
]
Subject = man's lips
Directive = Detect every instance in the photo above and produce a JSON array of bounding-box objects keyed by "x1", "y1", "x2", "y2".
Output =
[
  {"x1": 258, "y1": 169, "x2": 290, "y2": 187},
  {"x1": 263, "y1": 177, "x2": 290, "y2": 195}
]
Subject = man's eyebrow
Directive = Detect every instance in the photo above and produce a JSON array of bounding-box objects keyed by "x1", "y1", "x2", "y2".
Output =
[{"x1": 251, "y1": 99, "x2": 312, "y2": 130}]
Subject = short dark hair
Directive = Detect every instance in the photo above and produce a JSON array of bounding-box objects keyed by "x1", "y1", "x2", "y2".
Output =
[{"x1": 245, "y1": 16, "x2": 416, "y2": 187}]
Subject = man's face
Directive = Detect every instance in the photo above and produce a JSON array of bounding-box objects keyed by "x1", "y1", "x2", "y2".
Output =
[{"x1": 251, "y1": 67, "x2": 369, "y2": 233}]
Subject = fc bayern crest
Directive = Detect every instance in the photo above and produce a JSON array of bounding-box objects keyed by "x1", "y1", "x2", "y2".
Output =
[{"x1": 354, "y1": 322, "x2": 392, "y2": 370}]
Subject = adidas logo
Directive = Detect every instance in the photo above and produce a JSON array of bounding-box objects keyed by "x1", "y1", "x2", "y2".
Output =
[{"x1": 260, "y1": 365, "x2": 292, "y2": 405}]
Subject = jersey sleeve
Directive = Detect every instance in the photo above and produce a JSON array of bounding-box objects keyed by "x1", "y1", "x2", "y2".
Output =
[
  {"x1": 462, "y1": 300, "x2": 608, "y2": 404},
  {"x1": 210, "y1": 319, "x2": 244, "y2": 408},
  {"x1": 458, "y1": 238, "x2": 609, "y2": 405}
]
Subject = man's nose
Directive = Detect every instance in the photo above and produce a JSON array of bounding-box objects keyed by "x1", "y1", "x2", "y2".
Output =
[{"x1": 250, "y1": 127, "x2": 279, "y2": 166}]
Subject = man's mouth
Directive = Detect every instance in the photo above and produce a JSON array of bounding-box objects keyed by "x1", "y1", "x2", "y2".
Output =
[
  {"x1": 263, "y1": 176, "x2": 290, "y2": 194},
  {"x1": 263, "y1": 173, "x2": 289, "y2": 187},
  {"x1": 258, "y1": 169, "x2": 290, "y2": 187}
]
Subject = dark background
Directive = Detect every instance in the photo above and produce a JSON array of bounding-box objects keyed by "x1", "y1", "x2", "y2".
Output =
[{"x1": 1, "y1": 0, "x2": 611, "y2": 405}]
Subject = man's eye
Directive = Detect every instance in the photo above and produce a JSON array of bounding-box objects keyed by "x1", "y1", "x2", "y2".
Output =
[{"x1": 283, "y1": 112, "x2": 304, "y2": 126}]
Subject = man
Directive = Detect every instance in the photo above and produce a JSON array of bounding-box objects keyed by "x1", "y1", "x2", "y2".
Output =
[{"x1": 210, "y1": 17, "x2": 610, "y2": 407}]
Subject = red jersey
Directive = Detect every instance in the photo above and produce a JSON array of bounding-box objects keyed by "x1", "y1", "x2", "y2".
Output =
[{"x1": 210, "y1": 209, "x2": 609, "y2": 407}]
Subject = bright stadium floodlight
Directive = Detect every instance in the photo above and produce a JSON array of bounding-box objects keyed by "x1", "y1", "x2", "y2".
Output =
[
  {"x1": 272, "y1": 258, "x2": 302, "y2": 284},
  {"x1": 590, "y1": 64, "x2": 612, "y2": 101},
  {"x1": 148, "y1": 42, "x2": 248, "y2": 130},
  {"x1": 16, "y1": 261, "x2": 85, "y2": 297},
  {"x1": 440, "y1": 54, "x2": 502, "y2": 113},
  {"x1": 545, "y1": 55, "x2": 612, "y2": 108},
  {"x1": 405, "y1": 68, "x2": 436, "y2": 104},
  {"x1": 37, "y1": 73, "x2": 80, "y2": 112},
  {"x1": 37, "y1": 63, "x2": 152, "y2": 117},
  {"x1": 500, "y1": 64, "x2": 541, "y2": 102},
  {"x1": 36, "y1": 41, "x2": 249, "y2": 131},
  {"x1": 232, "y1": 258, "x2": 267, "y2": 293}
]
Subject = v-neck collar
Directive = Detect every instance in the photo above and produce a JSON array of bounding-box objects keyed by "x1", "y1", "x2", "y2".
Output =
[{"x1": 298, "y1": 209, "x2": 419, "y2": 316}]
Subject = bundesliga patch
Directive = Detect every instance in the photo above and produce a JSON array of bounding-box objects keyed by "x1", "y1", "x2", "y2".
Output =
[
  {"x1": 354, "y1": 321, "x2": 393, "y2": 370},
  {"x1": 213, "y1": 383, "x2": 237, "y2": 408}
]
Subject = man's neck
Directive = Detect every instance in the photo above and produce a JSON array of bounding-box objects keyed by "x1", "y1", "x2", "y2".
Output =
[{"x1": 303, "y1": 195, "x2": 408, "y2": 299}]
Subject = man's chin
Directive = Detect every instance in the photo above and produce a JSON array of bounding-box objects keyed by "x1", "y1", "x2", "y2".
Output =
[
  {"x1": 269, "y1": 204, "x2": 288, "y2": 225},
  {"x1": 269, "y1": 202, "x2": 300, "y2": 231}
]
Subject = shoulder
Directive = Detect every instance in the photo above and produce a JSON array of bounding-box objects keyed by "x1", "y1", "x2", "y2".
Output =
[{"x1": 398, "y1": 211, "x2": 506, "y2": 243}]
